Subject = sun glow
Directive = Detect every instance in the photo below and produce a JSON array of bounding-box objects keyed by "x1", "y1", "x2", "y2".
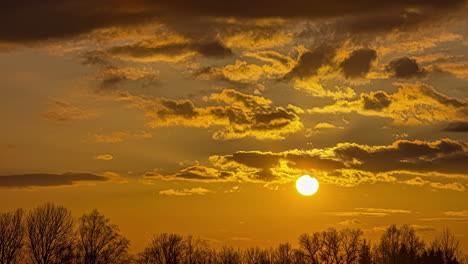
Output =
[{"x1": 296, "y1": 175, "x2": 319, "y2": 196}]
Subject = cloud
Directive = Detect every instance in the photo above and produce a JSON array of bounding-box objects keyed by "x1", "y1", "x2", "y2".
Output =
[
  {"x1": 221, "y1": 29, "x2": 293, "y2": 50},
  {"x1": 386, "y1": 57, "x2": 426, "y2": 79},
  {"x1": 91, "y1": 131, "x2": 152, "y2": 143},
  {"x1": 284, "y1": 47, "x2": 336, "y2": 80},
  {"x1": 314, "y1": 123, "x2": 338, "y2": 129},
  {"x1": 159, "y1": 187, "x2": 212, "y2": 196},
  {"x1": 327, "y1": 212, "x2": 389, "y2": 217},
  {"x1": 123, "y1": 89, "x2": 304, "y2": 140},
  {"x1": 338, "y1": 219, "x2": 362, "y2": 225},
  {"x1": 340, "y1": 48, "x2": 377, "y2": 78},
  {"x1": 429, "y1": 182, "x2": 466, "y2": 192},
  {"x1": 444, "y1": 211, "x2": 468, "y2": 217},
  {"x1": 143, "y1": 138, "x2": 467, "y2": 190},
  {"x1": 355, "y1": 208, "x2": 412, "y2": 214},
  {"x1": 361, "y1": 91, "x2": 392, "y2": 110},
  {"x1": 431, "y1": 62, "x2": 468, "y2": 80},
  {"x1": 41, "y1": 99, "x2": 97, "y2": 122},
  {"x1": 1, "y1": 0, "x2": 464, "y2": 43},
  {"x1": 193, "y1": 51, "x2": 294, "y2": 85},
  {"x1": 419, "y1": 218, "x2": 468, "y2": 222},
  {"x1": 443, "y1": 122, "x2": 468, "y2": 132},
  {"x1": 93, "y1": 66, "x2": 159, "y2": 91},
  {"x1": 310, "y1": 83, "x2": 468, "y2": 125},
  {"x1": 95, "y1": 154, "x2": 113, "y2": 160},
  {"x1": 144, "y1": 166, "x2": 233, "y2": 182},
  {"x1": 411, "y1": 225, "x2": 436, "y2": 232},
  {"x1": 107, "y1": 40, "x2": 232, "y2": 62},
  {"x1": 328, "y1": 208, "x2": 412, "y2": 218},
  {"x1": 0, "y1": 172, "x2": 123, "y2": 189}
]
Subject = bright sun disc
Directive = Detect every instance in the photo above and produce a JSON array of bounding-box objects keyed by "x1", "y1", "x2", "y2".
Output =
[{"x1": 296, "y1": 175, "x2": 319, "y2": 196}]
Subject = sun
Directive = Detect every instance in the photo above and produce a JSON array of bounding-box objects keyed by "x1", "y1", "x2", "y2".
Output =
[{"x1": 296, "y1": 175, "x2": 319, "y2": 196}]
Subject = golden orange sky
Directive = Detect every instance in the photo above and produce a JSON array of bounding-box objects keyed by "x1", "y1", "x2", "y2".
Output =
[{"x1": 0, "y1": 0, "x2": 467, "y2": 253}]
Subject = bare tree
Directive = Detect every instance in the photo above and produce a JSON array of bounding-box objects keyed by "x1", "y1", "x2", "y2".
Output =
[
  {"x1": 140, "y1": 233, "x2": 185, "y2": 264},
  {"x1": 183, "y1": 236, "x2": 212, "y2": 264},
  {"x1": 358, "y1": 239, "x2": 372, "y2": 264},
  {"x1": 376, "y1": 225, "x2": 400, "y2": 264},
  {"x1": 274, "y1": 243, "x2": 296, "y2": 264},
  {"x1": 319, "y1": 228, "x2": 343, "y2": 264},
  {"x1": 242, "y1": 247, "x2": 271, "y2": 264},
  {"x1": 341, "y1": 229, "x2": 362, "y2": 264},
  {"x1": 432, "y1": 228, "x2": 461, "y2": 264},
  {"x1": 298, "y1": 233, "x2": 320, "y2": 264},
  {"x1": 77, "y1": 209, "x2": 129, "y2": 264},
  {"x1": 400, "y1": 225, "x2": 424, "y2": 263},
  {"x1": 216, "y1": 246, "x2": 241, "y2": 264},
  {"x1": 0, "y1": 209, "x2": 24, "y2": 264},
  {"x1": 25, "y1": 203, "x2": 74, "y2": 264}
]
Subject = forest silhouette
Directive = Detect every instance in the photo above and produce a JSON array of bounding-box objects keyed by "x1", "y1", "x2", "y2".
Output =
[{"x1": 0, "y1": 203, "x2": 466, "y2": 264}]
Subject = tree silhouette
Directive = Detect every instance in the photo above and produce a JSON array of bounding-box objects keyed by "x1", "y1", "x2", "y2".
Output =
[
  {"x1": 358, "y1": 239, "x2": 372, "y2": 264},
  {"x1": 299, "y1": 233, "x2": 320, "y2": 264},
  {"x1": 1, "y1": 203, "x2": 467, "y2": 264},
  {"x1": 182, "y1": 236, "x2": 212, "y2": 264},
  {"x1": 217, "y1": 246, "x2": 242, "y2": 264},
  {"x1": 0, "y1": 209, "x2": 24, "y2": 264},
  {"x1": 25, "y1": 203, "x2": 74, "y2": 264},
  {"x1": 432, "y1": 228, "x2": 461, "y2": 264},
  {"x1": 77, "y1": 209, "x2": 130, "y2": 264},
  {"x1": 242, "y1": 247, "x2": 271, "y2": 264},
  {"x1": 140, "y1": 233, "x2": 185, "y2": 264}
]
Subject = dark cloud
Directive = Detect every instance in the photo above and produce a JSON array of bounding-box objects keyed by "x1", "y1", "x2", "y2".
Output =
[
  {"x1": 0, "y1": 0, "x2": 464, "y2": 43},
  {"x1": 419, "y1": 85, "x2": 467, "y2": 108},
  {"x1": 333, "y1": 139, "x2": 467, "y2": 175},
  {"x1": 443, "y1": 122, "x2": 468, "y2": 132},
  {"x1": 145, "y1": 139, "x2": 467, "y2": 188},
  {"x1": 106, "y1": 40, "x2": 232, "y2": 61},
  {"x1": 125, "y1": 89, "x2": 304, "y2": 140},
  {"x1": 216, "y1": 139, "x2": 468, "y2": 178},
  {"x1": 387, "y1": 57, "x2": 426, "y2": 79},
  {"x1": 195, "y1": 41, "x2": 233, "y2": 58},
  {"x1": 81, "y1": 50, "x2": 110, "y2": 66},
  {"x1": 340, "y1": 48, "x2": 377, "y2": 78},
  {"x1": 41, "y1": 100, "x2": 97, "y2": 122},
  {"x1": 93, "y1": 66, "x2": 160, "y2": 92},
  {"x1": 284, "y1": 46, "x2": 336, "y2": 79},
  {"x1": 0, "y1": 172, "x2": 113, "y2": 188},
  {"x1": 362, "y1": 91, "x2": 392, "y2": 111},
  {"x1": 338, "y1": 10, "x2": 429, "y2": 34},
  {"x1": 156, "y1": 99, "x2": 199, "y2": 120},
  {"x1": 144, "y1": 166, "x2": 233, "y2": 182}
]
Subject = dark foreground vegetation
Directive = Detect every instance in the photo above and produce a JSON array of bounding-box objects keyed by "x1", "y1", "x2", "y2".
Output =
[{"x1": 0, "y1": 204, "x2": 466, "y2": 264}]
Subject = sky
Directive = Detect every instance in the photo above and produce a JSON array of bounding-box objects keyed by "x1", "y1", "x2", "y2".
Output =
[{"x1": 0, "y1": 0, "x2": 467, "y2": 253}]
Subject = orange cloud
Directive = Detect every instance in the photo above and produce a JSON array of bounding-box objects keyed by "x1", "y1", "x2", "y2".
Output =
[
  {"x1": 143, "y1": 139, "x2": 468, "y2": 190},
  {"x1": 42, "y1": 99, "x2": 98, "y2": 122},
  {"x1": 309, "y1": 83, "x2": 468, "y2": 126},
  {"x1": 95, "y1": 154, "x2": 114, "y2": 160},
  {"x1": 123, "y1": 89, "x2": 304, "y2": 140},
  {"x1": 159, "y1": 187, "x2": 212, "y2": 196}
]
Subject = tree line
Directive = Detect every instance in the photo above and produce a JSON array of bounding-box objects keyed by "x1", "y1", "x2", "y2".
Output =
[{"x1": 0, "y1": 203, "x2": 466, "y2": 264}]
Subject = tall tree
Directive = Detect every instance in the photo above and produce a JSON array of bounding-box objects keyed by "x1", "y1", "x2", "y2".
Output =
[
  {"x1": 298, "y1": 233, "x2": 320, "y2": 264},
  {"x1": 432, "y1": 228, "x2": 461, "y2": 264},
  {"x1": 0, "y1": 209, "x2": 24, "y2": 264},
  {"x1": 77, "y1": 209, "x2": 130, "y2": 264},
  {"x1": 140, "y1": 233, "x2": 185, "y2": 264},
  {"x1": 377, "y1": 225, "x2": 401, "y2": 264},
  {"x1": 242, "y1": 247, "x2": 271, "y2": 264},
  {"x1": 319, "y1": 228, "x2": 343, "y2": 264},
  {"x1": 25, "y1": 203, "x2": 74, "y2": 264},
  {"x1": 341, "y1": 229, "x2": 363, "y2": 264},
  {"x1": 358, "y1": 239, "x2": 372, "y2": 264}
]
